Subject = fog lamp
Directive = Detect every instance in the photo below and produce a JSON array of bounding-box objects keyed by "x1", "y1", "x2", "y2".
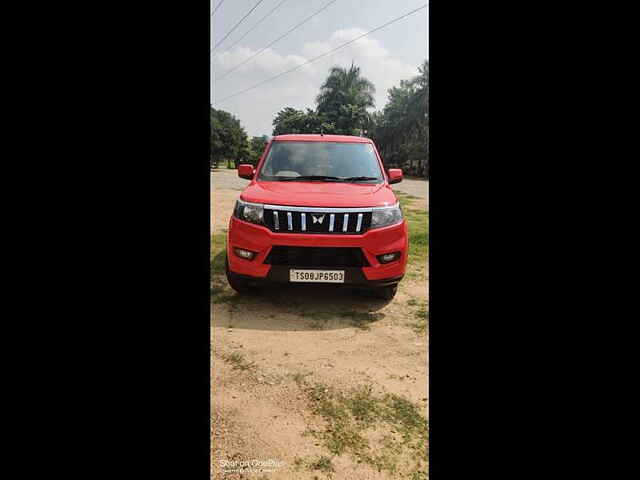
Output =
[
  {"x1": 377, "y1": 251, "x2": 401, "y2": 264},
  {"x1": 234, "y1": 248, "x2": 256, "y2": 260}
]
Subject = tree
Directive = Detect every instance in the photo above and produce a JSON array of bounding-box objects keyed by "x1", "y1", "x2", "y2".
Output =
[
  {"x1": 272, "y1": 107, "x2": 335, "y2": 136},
  {"x1": 271, "y1": 63, "x2": 375, "y2": 137},
  {"x1": 272, "y1": 107, "x2": 305, "y2": 136},
  {"x1": 247, "y1": 135, "x2": 269, "y2": 166},
  {"x1": 267, "y1": 61, "x2": 429, "y2": 178},
  {"x1": 316, "y1": 62, "x2": 375, "y2": 135},
  {"x1": 370, "y1": 60, "x2": 429, "y2": 178},
  {"x1": 210, "y1": 107, "x2": 249, "y2": 168}
]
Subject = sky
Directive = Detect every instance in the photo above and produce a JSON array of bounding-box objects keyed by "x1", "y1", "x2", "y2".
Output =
[{"x1": 211, "y1": 0, "x2": 429, "y2": 138}]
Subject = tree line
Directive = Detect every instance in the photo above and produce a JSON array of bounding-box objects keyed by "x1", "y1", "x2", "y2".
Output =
[
  {"x1": 370, "y1": 60, "x2": 429, "y2": 178},
  {"x1": 211, "y1": 60, "x2": 429, "y2": 178},
  {"x1": 210, "y1": 108, "x2": 267, "y2": 169}
]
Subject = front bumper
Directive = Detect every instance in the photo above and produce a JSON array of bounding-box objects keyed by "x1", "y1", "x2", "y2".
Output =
[{"x1": 226, "y1": 216, "x2": 408, "y2": 284}]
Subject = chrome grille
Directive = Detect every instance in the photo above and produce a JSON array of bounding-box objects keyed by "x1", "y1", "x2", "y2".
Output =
[{"x1": 263, "y1": 205, "x2": 372, "y2": 234}]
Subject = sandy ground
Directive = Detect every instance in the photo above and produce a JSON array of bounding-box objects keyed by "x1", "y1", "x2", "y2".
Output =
[{"x1": 211, "y1": 174, "x2": 429, "y2": 479}]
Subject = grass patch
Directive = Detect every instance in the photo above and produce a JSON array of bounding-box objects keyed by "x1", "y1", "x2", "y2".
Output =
[
  {"x1": 293, "y1": 457, "x2": 305, "y2": 471},
  {"x1": 406, "y1": 300, "x2": 429, "y2": 335},
  {"x1": 406, "y1": 210, "x2": 428, "y2": 264},
  {"x1": 380, "y1": 394, "x2": 428, "y2": 443},
  {"x1": 288, "y1": 372, "x2": 313, "y2": 384},
  {"x1": 211, "y1": 285, "x2": 235, "y2": 304},
  {"x1": 416, "y1": 305, "x2": 428, "y2": 320},
  {"x1": 211, "y1": 233, "x2": 227, "y2": 270},
  {"x1": 410, "y1": 469, "x2": 429, "y2": 480},
  {"x1": 220, "y1": 351, "x2": 255, "y2": 371},
  {"x1": 396, "y1": 192, "x2": 429, "y2": 275},
  {"x1": 211, "y1": 233, "x2": 236, "y2": 303},
  {"x1": 300, "y1": 381, "x2": 428, "y2": 476},
  {"x1": 307, "y1": 455, "x2": 335, "y2": 475}
]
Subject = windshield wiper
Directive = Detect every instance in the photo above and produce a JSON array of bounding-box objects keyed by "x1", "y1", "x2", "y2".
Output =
[
  {"x1": 341, "y1": 176, "x2": 380, "y2": 182},
  {"x1": 280, "y1": 175, "x2": 342, "y2": 181},
  {"x1": 278, "y1": 175, "x2": 380, "y2": 182}
]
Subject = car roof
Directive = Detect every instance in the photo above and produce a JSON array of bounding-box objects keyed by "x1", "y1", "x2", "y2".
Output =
[{"x1": 272, "y1": 134, "x2": 372, "y2": 143}]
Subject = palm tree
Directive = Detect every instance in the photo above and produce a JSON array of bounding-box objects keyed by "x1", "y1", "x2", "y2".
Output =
[{"x1": 316, "y1": 63, "x2": 376, "y2": 135}]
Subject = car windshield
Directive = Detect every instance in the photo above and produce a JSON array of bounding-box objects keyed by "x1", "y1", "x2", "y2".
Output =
[{"x1": 258, "y1": 141, "x2": 383, "y2": 182}]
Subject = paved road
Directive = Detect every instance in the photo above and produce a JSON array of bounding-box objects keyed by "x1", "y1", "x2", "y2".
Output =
[
  {"x1": 211, "y1": 169, "x2": 429, "y2": 207},
  {"x1": 393, "y1": 177, "x2": 429, "y2": 202}
]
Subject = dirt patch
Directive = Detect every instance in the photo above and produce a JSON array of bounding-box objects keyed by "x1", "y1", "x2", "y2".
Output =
[
  {"x1": 211, "y1": 189, "x2": 239, "y2": 234},
  {"x1": 211, "y1": 358, "x2": 326, "y2": 480},
  {"x1": 211, "y1": 348, "x2": 427, "y2": 480}
]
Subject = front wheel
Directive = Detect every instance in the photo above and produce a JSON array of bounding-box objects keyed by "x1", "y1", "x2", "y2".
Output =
[
  {"x1": 373, "y1": 284, "x2": 398, "y2": 300},
  {"x1": 225, "y1": 256, "x2": 252, "y2": 293}
]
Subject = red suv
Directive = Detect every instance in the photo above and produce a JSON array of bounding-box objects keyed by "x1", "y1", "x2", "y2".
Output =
[{"x1": 225, "y1": 134, "x2": 407, "y2": 300}]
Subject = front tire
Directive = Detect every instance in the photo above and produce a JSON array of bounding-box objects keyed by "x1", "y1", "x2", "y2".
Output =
[
  {"x1": 225, "y1": 256, "x2": 252, "y2": 293},
  {"x1": 373, "y1": 284, "x2": 398, "y2": 300}
]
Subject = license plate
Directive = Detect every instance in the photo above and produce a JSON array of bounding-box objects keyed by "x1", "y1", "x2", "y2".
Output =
[{"x1": 289, "y1": 269, "x2": 345, "y2": 283}]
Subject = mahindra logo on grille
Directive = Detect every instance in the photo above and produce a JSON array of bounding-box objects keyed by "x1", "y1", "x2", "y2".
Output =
[{"x1": 312, "y1": 214, "x2": 325, "y2": 224}]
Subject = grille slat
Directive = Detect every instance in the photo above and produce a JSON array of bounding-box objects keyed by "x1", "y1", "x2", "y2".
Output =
[
  {"x1": 265, "y1": 246, "x2": 370, "y2": 268},
  {"x1": 264, "y1": 207, "x2": 371, "y2": 234}
]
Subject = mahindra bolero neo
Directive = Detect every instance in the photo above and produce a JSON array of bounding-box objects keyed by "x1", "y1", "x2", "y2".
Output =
[{"x1": 225, "y1": 134, "x2": 407, "y2": 300}]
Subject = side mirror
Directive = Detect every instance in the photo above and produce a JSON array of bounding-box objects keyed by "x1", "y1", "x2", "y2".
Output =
[
  {"x1": 388, "y1": 168, "x2": 403, "y2": 184},
  {"x1": 238, "y1": 164, "x2": 255, "y2": 180}
]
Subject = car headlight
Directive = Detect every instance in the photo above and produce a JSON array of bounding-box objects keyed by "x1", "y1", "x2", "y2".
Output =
[
  {"x1": 370, "y1": 203, "x2": 403, "y2": 229},
  {"x1": 233, "y1": 199, "x2": 264, "y2": 225}
]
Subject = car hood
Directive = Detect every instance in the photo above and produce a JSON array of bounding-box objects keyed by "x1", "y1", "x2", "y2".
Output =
[{"x1": 240, "y1": 181, "x2": 397, "y2": 208}]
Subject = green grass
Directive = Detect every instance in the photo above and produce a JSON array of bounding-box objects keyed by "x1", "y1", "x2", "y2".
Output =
[
  {"x1": 211, "y1": 233, "x2": 235, "y2": 303},
  {"x1": 300, "y1": 381, "x2": 429, "y2": 476},
  {"x1": 211, "y1": 233, "x2": 227, "y2": 269},
  {"x1": 220, "y1": 351, "x2": 256, "y2": 371},
  {"x1": 307, "y1": 456, "x2": 335, "y2": 475},
  {"x1": 288, "y1": 372, "x2": 313, "y2": 384},
  {"x1": 380, "y1": 394, "x2": 428, "y2": 442},
  {"x1": 405, "y1": 299, "x2": 429, "y2": 335},
  {"x1": 396, "y1": 192, "x2": 429, "y2": 271},
  {"x1": 293, "y1": 457, "x2": 305, "y2": 471},
  {"x1": 211, "y1": 285, "x2": 235, "y2": 304},
  {"x1": 410, "y1": 470, "x2": 429, "y2": 480}
]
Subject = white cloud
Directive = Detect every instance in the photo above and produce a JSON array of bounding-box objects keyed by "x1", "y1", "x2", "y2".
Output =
[
  {"x1": 213, "y1": 47, "x2": 312, "y2": 78},
  {"x1": 211, "y1": 29, "x2": 420, "y2": 137}
]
